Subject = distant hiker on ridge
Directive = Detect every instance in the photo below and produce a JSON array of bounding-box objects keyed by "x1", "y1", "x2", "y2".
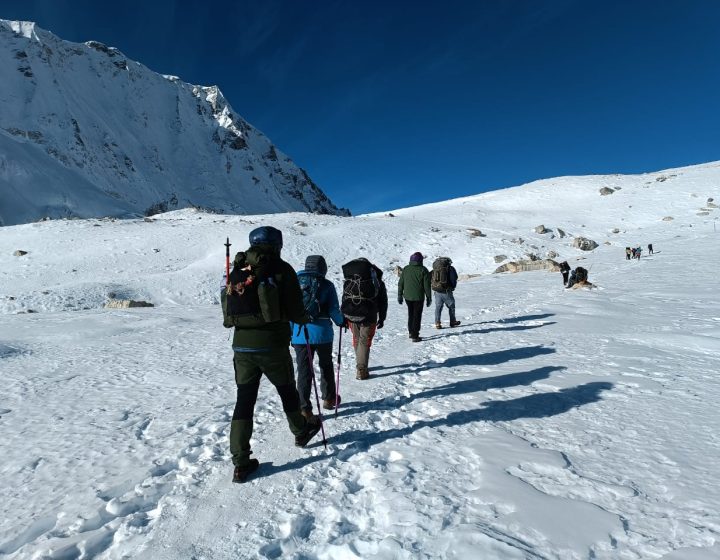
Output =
[
  {"x1": 340, "y1": 258, "x2": 388, "y2": 380},
  {"x1": 648, "y1": 243, "x2": 654, "y2": 255},
  {"x1": 291, "y1": 255, "x2": 345, "y2": 419},
  {"x1": 221, "y1": 226, "x2": 321, "y2": 483},
  {"x1": 625, "y1": 247, "x2": 631, "y2": 260},
  {"x1": 431, "y1": 256, "x2": 460, "y2": 329},
  {"x1": 559, "y1": 261, "x2": 571, "y2": 286},
  {"x1": 398, "y1": 252, "x2": 432, "y2": 342}
]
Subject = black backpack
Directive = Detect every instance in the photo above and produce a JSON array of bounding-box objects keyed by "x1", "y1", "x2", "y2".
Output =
[
  {"x1": 341, "y1": 259, "x2": 378, "y2": 323},
  {"x1": 431, "y1": 258, "x2": 452, "y2": 292},
  {"x1": 574, "y1": 266, "x2": 588, "y2": 283},
  {"x1": 298, "y1": 272, "x2": 323, "y2": 321},
  {"x1": 221, "y1": 249, "x2": 283, "y2": 328}
]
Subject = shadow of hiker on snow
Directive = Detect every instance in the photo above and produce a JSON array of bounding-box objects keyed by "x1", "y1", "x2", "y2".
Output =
[
  {"x1": 422, "y1": 321, "x2": 556, "y2": 342},
  {"x1": 258, "y1": 381, "x2": 614, "y2": 479},
  {"x1": 337, "y1": 365, "x2": 566, "y2": 418},
  {"x1": 370, "y1": 344, "x2": 557, "y2": 379}
]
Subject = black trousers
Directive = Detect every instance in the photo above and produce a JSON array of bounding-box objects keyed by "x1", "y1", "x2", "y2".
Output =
[
  {"x1": 406, "y1": 300, "x2": 424, "y2": 338},
  {"x1": 293, "y1": 342, "x2": 336, "y2": 411},
  {"x1": 561, "y1": 272, "x2": 569, "y2": 285}
]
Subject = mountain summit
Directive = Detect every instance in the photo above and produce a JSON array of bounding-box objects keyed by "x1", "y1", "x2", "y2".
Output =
[{"x1": 0, "y1": 19, "x2": 349, "y2": 226}]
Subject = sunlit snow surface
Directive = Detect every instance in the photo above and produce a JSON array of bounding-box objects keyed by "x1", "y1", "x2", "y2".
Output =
[{"x1": 1, "y1": 163, "x2": 719, "y2": 559}]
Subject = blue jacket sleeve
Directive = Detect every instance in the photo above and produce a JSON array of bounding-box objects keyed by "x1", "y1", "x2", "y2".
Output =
[{"x1": 323, "y1": 280, "x2": 345, "y2": 326}]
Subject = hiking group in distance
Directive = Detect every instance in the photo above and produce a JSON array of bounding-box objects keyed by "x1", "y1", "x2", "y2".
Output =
[{"x1": 220, "y1": 226, "x2": 462, "y2": 482}]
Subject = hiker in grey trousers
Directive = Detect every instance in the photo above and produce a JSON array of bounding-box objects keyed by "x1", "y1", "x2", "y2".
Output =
[{"x1": 431, "y1": 258, "x2": 461, "y2": 329}]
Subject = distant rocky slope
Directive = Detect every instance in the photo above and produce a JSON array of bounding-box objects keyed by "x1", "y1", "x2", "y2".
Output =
[{"x1": 0, "y1": 20, "x2": 349, "y2": 226}]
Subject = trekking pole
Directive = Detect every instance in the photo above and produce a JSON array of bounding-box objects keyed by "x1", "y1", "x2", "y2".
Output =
[
  {"x1": 303, "y1": 325, "x2": 328, "y2": 450},
  {"x1": 335, "y1": 325, "x2": 343, "y2": 417},
  {"x1": 224, "y1": 237, "x2": 231, "y2": 287}
]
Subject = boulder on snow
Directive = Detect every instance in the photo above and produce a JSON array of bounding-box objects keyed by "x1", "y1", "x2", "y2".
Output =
[
  {"x1": 105, "y1": 299, "x2": 155, "y2": 309},
  {"x1": 556, "y1": 228, "x2": 566, "y2": 238},
  {"x1": 662, "y1": 216, "x2": 674, "y2": 222},
  {"x1": 708, "y1": 197, "x2": 714, "y2": 203},
  {"x1": 611, "y1": 228, "x2": 620, "y2": 234},
  {"x1": 525, "y1": 253, "x2": 540, "y2": 261},
  {"x1": 494, "y1": 259, "x2": 560, "y2": 274},
  {"x1": 547, "y1": 250, "x2": 559, "y2": 259},
  {"x1": 494, "y1": 255, "x2": 507, "y2": 263},
  {"x1": 572, "y1": 237, "x2": 599, "y2": 251},
  {"x1": 599, "y1": 187, "x2": 615, "y2": 196},
  {"x1": 467, "y1": 228, "x2": 485, "y2": 237},
  {"x1": 706, "y1": 202, "x2": 718, "y2": 209},
  {"x1": 534, "y1": 225, "x2": 549, "y2": 234},
  {"x1": 13, "y1": 250, "x2": 28, "y2": 257}
]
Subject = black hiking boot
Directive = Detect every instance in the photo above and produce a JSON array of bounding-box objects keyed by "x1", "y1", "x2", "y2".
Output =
[
  {"x1": 411, "y1": 336, "x2": 423, "y2": 342},
  {"x1": 295, "y1": 418, "x2": 322, "y2": 447},
  {"x1": 232, "y1": 459, "x2": 260, "y2": 483},
  {"x1": 450, "y1": 320, "x2": 461, "y2": 327}
]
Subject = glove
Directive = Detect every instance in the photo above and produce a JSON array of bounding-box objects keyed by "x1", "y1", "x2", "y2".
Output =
[
  {"x1": 426, "y1": 300, "x2": 431, "y2": 308},
  {"x1": 377, "y1": 320, "x2": 384, "y2": 329},
  {"x1": 398, "y1": 298, "x2": 403, "y2": 305}
]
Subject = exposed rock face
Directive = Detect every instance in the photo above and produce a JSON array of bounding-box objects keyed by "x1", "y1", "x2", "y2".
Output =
[
  {"x1": 105, "y1": 299, "x2": 154, "y2": 309},
  {"x1": 572, "y1": 237, "x2": 599, "y2": 251},
  {"x1": 494, "y1": 259, "x2": 560, "y2": 274},
  {"x1": 599, "y1": 187, "x2": 615, "y2": 196},
  {"x1": 534, "y1": 225, "x2": 549, "y2": 234},
  {"x1": 494, "y1": 255, "x2": 507, "y2": 263}
]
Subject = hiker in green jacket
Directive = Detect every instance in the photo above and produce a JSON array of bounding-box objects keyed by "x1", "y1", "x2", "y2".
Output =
[
  {"x1": 222, "y1": 226, "x2": 321, "y2": 483},
  {"x1": 397, "y1": 252, "x2": 432, "y2": 342}
]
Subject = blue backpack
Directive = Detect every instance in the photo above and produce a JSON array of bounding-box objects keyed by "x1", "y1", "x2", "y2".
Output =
[{"x1": 298, "y1": 272, "x2": 323, "y2": 321}]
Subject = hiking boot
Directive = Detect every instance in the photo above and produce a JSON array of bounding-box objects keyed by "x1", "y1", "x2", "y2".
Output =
[
  {"x1": 411, "y1": 337, "x2": 423, "y2": 342},
  {"x1": 232, "y1": 458, "x2": 260, "y2": 483},
  {"x1": 301, "y1": 408, "x2": 317, "y2": 421},
  {"x1": 435, "y1": 322, "x2": 442, "y2": 329},
  {"x1": 450, "y1": 320, "x2": 461, "y2": 327},
  {"x1": 323, "y1": 395, "x2": 341, "y2": 410},
  {"x1": 295, "y1": 418, "x2": 322, "y2": 447},
  {"x1": 356, "y1": 369, "x2": 369, "y2": 380}
]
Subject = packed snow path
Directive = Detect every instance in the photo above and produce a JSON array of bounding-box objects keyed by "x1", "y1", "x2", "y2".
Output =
[{"x1": 1, "y1": 229, "x2": 719, "y2": 558}]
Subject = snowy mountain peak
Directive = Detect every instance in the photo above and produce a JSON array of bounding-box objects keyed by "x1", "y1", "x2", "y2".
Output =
[
  {"x1": 1, "y1": 19, "x2": 43, "y2": 42},
  {"x1": 0, "y1": 20, "x2": 349, "y2": 226}
]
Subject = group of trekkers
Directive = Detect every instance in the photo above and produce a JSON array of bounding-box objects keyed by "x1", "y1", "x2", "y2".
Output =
[
  {"x1": 626, "y1": 244, "x2": 653, "y2": 260},
  {"x1": 221, "y1": 226, "x2": 462, "y2": 482}
]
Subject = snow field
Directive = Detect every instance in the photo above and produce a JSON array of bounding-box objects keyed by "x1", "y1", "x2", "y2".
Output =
[{"x1": 1, "y1": 163, "x2": 720, "y2": 558}]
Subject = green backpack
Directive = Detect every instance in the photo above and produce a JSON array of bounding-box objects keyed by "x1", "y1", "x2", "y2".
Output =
[{"x1": 221, "y1": 248, "x2": 284, "y2": 328}]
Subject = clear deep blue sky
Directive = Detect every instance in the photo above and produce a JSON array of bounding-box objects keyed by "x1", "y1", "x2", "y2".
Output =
[{"x1": 3, "y1": 1, "x2": 719, "y2": 214}]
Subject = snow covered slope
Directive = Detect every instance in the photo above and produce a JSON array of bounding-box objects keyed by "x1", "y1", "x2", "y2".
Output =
[
  {"x1": 0, "y1": 162, "x2": 719, "y2": 559},
  {"x1": 0, "y1": 19, "x2": 348, "y2": 227}
]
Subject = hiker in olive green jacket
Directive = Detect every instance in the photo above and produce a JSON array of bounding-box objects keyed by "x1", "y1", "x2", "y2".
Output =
[
  {"x1": 222, "y1": 226, "x2": 321, "y2": 483},
  {"x1": 397, "y1": 252, "x2": 432, "y2": 342}
]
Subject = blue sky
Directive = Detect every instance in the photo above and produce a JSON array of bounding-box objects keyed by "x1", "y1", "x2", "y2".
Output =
[{"x1": 3, "y1": 1, "x2": 719, "y2": 214}]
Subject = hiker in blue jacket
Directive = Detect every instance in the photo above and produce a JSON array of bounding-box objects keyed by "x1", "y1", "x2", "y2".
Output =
[{"x1": 291, "y1": 255, "x2": 346, "y2": 418}]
